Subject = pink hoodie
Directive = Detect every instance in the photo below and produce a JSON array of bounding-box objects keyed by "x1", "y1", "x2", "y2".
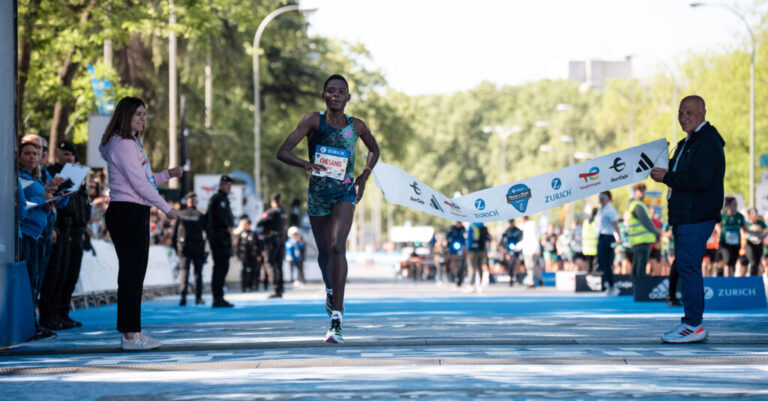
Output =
[{"x1": 99, "y1": 135, "x2": 172, "y2": 214}]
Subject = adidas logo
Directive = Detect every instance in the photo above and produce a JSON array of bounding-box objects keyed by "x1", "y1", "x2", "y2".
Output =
[
  {"x1": 649, "y1": 279, "x2": 669, "y2": 300},
  {"x1": 429, "y1": 195, "x2": 443, "y2": 212},
  {"x1": 636, "y1": 152, "x2": 655, "y2": 173}
]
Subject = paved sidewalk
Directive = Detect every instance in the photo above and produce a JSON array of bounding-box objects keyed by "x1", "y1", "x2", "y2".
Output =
[{"x1": 2, "y1": 263, "x2": 767, "y2": 400}]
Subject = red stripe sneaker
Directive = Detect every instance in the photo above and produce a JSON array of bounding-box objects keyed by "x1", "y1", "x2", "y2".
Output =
[{"x1": 661, "y1": 323, "x2": 708, "y2": 343}]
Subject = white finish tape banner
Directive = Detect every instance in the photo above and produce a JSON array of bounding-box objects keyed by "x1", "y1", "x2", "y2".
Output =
[{"x1": 372, "y1": 139, "x2": 669, "y2": 222}]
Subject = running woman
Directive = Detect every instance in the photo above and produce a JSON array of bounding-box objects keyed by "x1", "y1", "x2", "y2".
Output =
[{"x1": 277, "y1": 74, "x2": 380, "y2": 343}]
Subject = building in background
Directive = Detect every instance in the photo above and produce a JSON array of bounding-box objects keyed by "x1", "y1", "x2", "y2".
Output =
[{"x1": 569, "y1": 59, "x2": 632, "y2": 90}]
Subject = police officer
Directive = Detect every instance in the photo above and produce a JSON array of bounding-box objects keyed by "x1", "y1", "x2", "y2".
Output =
[
  {"x1": 39, "y1": 141, "x2": 91, "y2": 330},
  {"x1": 258, "y1": 193, "x2": 286, "y2": 298},
  {"x1": 207, "y1": 175, "x2": 235, "y2": 308},
  {"x1": 172, "y1": 192, "x2": 207, "y2": 306}
]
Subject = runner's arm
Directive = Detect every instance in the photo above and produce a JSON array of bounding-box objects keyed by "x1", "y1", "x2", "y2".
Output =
[
  {"x1": 353, "y1": 119, "x2": 380, "y2": 202},
  {"x1": 277, "y1": 113, "x2": 324, "y2": 173}
]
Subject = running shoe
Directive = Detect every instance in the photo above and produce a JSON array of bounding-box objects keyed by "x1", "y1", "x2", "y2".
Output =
[
  {"x1": 325, "y1": 294, "x2": 344, "y2": 317},
  {"x1": 325, "y1": 318, "x2": 343, "y2": 344},
  {"x1": 121, "y1": 332, "x2": 161, "y2": 351},
  {"x1": 661, "y1": 323, "x2": 708, "y2": 343}
]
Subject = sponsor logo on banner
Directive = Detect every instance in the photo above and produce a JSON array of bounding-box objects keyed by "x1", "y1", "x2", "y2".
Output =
[
  {"x1": 636, "y1": 152, "x2": 655, "y2": 173},
  {"x1": 545, "y1": 177, "x2": 572, "y2": 204},
  {"x1": 473, "y1": 198, "x2": 500, "y2": 218},
  {"x1": 578, "y1": 167, "x2": 601, "y2": 190},
  {"x1": 444, "y1": 200, "x2": 467, "y2": 217},
  {"x1": 429, "y1": 195, "x2": 444, "y2": 212},
  {"x1": 410, "y1": 181, "x2": 422, "y2": 195},
  {"x1": 609, "y1": 157, "x2": 626, "y2": 172},
  {"x1": 506, "y1": 184, "x2": 532, "y2": 213},
  {"x1": 409, "y1": 181, "x2": 425, "y2": 205}
]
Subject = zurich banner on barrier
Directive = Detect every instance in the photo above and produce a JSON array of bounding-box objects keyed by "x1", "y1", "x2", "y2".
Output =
[{"x1": 373, "y1": 139, "x2": 669, "y2": 222}]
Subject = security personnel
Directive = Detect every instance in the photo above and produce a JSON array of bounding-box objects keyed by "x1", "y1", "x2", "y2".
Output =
[
  {"x1": 581, "y1": 208, "x2": 599, "y2": 273},
  {"x1": 207, "y1": 175, "x2": 235, "y2": 308},
  {"x1": 627, "y1": 183, "x2": 661, "y2": 286},
  {"x1": 172, "y1": 192, "x2": 207, "y2": 306},
  {"x1": 258, "y1": 193, "x2": 286, "y2": 298},
  {"x1": 39, "y1": 142, "x2": 91, "y2": 330}
]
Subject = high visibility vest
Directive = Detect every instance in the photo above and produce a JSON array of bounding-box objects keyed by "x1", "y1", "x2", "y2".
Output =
[
  {"x1": 582, "y1": 220, "x2": 598, "y2": 256},
  {"x1": 628, "y1": 199, "x2": 656, "y2": 246}
]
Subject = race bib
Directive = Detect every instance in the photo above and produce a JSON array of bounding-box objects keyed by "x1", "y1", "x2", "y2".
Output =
[
  {"x1": 724, "y1": 230, "x2": 740, "y2": 245},
  {"x1": 312, "y1": 145, "x2": 349, "y2": 181}
]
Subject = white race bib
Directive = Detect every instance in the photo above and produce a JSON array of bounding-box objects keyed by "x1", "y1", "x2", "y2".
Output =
[{"x1": 312, "y1": 145, "x2": 349, "y2": 181}]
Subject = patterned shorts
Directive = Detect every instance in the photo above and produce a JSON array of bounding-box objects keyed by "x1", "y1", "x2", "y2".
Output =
[{"x1": 307, "y1": 185, "x2": 356, "y2": 217}]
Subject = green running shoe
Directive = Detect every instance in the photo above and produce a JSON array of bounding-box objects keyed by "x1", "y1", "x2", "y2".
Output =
[{"x1": 324, "y1": 318, "x2": 343, "y2": 344}]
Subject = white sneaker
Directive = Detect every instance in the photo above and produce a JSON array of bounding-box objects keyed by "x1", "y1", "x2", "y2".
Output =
[
  {"x1": 661, "y1": 323, "x2": 708, "y2": 343},
  {"x1": 121, "y1": 332, "x2": 161, "y2": 351}
]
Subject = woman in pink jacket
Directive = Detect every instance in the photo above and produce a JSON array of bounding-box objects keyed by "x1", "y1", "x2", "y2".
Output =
[{"x1": 99, "y1": 97, "x2": 181, "y2": 350}]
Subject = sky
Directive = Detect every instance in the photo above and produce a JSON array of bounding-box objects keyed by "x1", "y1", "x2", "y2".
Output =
[{"x1": 305, "y1": 0, "x2": 760, "y2": 95}]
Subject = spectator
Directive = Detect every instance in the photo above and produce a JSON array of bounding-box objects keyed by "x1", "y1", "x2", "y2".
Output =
[
  {"x1": 581, "y1": 208, "x2": 599, "y2": 273},
  {"x1": 744, "y1": 208, "x2": 766, "y2": 277},
  {"x1": 627, "y1": 182, "x2": 661, "y2": 291},
  {"x1": 286, "y1": 226, "x2": 306, "y2": 286},
  {"x1": 234, "y1": 215, "x2": 264, "y2": 293}
]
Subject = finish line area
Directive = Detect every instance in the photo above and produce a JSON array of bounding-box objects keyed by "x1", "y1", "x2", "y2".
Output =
[{"x1": 2, "y1": 264, "x2": 768, "y2": 400}]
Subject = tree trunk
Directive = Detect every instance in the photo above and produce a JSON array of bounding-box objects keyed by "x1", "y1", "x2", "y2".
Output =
[
  {"x1": 17, "y1": 0, "x2": 42, "y2": 138},
  {"x1": 47, "y1": 0, "x2": 96, "y2": 163}
]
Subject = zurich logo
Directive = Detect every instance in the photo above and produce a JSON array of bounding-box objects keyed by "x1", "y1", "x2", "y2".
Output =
[
  {"x1": 475, "y1": 198, "x2": 486, "y2": 210},
  {"x1": 704, "y1": 286, "x2": 714, "y2": 300},
  {"x1": 320, "y1": 146, "x2": 327, "y2": 153},
  {"x1": 551, "y1": 178, "x2": 562, "y2": 190}
]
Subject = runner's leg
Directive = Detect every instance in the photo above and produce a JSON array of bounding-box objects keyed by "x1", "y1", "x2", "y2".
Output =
[
  {"x1": 310, "y1": 215, "x2": 332, "y2": 290},
  {"x1": 329, "y1": 201, "x2": 355, "y2": 313}
]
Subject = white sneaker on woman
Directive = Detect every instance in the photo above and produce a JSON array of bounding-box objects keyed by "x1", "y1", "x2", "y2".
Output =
[{"x1": 121, "y1": 332, "x2": 161, "y2": 351}]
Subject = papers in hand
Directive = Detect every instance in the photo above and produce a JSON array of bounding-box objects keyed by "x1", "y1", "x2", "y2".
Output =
[
  {"x1": 55, "y1": 163, "x2": 91, "y2": 195},
  {"x1": 311, "y1": 146, "x2": 349, "y2": 181}
]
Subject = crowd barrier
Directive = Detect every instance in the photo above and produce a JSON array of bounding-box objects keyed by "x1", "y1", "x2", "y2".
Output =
[{"x1": 634, "y1": 275, "x2": 767, "y2": 310}]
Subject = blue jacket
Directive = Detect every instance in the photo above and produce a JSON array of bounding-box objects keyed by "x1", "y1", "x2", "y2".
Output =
[
  {"x1": 17, "y1": 179, "x2": 27, "y2": 238},
  {"x1": 663, "y1": 122, "x2": 726, "y2": 226},
  {"x1": 19, "y1": 170, "x2": 51, "y2": 240}
]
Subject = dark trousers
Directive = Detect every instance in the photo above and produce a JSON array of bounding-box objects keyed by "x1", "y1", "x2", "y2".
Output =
[
  {"x1": 631, "y1": 243, "x2": 651, "y2": 279},
  {"x1": 674, "y1": 220, "x2": 715, "y2": 327},
  {"x1": 105, "y1": 202, "x2": 150, "y2": 333},
  {"x1": 211, "y1": 248, "x2": 230, "y2": 301},
  {"x1": 290, "y1": 260, "x2": 305, "y2": 283},
  {"x1": 39, "y1": 225, "x2": 85, "y2": 322},
  {"x1": 745, "y1": 243, "x2": 763, "y2": 276},
  {"x1": 178, "y1": 251, "x2": 204, "y2": 300},
  {"x1": 597, "y1": 234, "x2": 616, "y2": 287},
  {"x1": 265, "y1": 236, "x2": 284, "y2": 295},
  {"x1": 668, "y1": 260, "x2": 679, "y2": 300}
]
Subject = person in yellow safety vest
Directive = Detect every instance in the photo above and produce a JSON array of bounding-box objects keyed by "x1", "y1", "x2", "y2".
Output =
[
  {"x1": 628, "y1": 183, "x2": 661, "y2": 288},
  {"x1": 581, "y1": 208, "x2": 599, "y2": 273}
]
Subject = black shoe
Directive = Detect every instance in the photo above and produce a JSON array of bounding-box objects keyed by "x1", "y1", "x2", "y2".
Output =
[
  {"x1": 212, "y1": 300, "x2": 234, "y2": 308},
  {"x1": 57, "y1": 317, "x2": 76, "y2": 330},
  {"x1": 195, "y1": 298, "x2": 205, "y2": 305},
  {"x1": 61, "y1": 316, "x2": 82, "y2": 328},
  {"x1": 268, "y1": 293, "x2": 283, "y2": 299},
  {"x1": 29, "y1": 327, "x2": 57, "y2": 341},
  {"x1": 666, "y1": 298, "x2": 682, "y2": 307},
  {"x1": 39, "y1": 317, "x2": 64, "y2": 331},
  {"x1": 179, "y1": 299, "x2": 187, "y2": 306}
]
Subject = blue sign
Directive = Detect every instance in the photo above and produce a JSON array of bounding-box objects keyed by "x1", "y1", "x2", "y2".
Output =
[
  {"x1": 703, "y1": 276, "x2": 767, "y2": 310},
  {"x1": 506, "y1": 184, "x2": 531, "y2": 213},
  {"x1": 474, "y1": 198, "x2": 486, "y2": 210},
  {"x1": 761, "y1": 153, "x2": 768, "y2": 168},
  {"x1": 551, "y1": 177, "x2": 562, "y2": 190},
  {"x1": 541, "y1": 272, "x2": 556, "y2": 287}
]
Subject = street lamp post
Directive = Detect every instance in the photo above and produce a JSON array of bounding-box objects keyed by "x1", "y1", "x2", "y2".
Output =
[
  {"x1": 253, "y1": 4, "x2": 318, "y2": 200},
  {"x1": 483, "y1": 125, "x2": 521, "y2": 184},
  {"x1": 691, "y1": 2, "x2": 756, "y2": 206}
]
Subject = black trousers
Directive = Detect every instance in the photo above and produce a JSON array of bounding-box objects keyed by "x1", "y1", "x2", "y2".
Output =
[
  {"x1": 745, "y1": 243, "x2": 763, "y2": 276},
  {"x1": 178, "y1": 250, "x2": 205, "y2": 300},
  {"x1": 105, "y1": 202, "x2": 150, "y2": 333},
  {"x1": 39, "y1": 224, "x2": 85, "y2": 322},
  {"x1": 211, "y1": 248, "x2": 230, "y2": 301},
  {"x1": 264, "y1": 235, "x2": 284, "y2": 295}
]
